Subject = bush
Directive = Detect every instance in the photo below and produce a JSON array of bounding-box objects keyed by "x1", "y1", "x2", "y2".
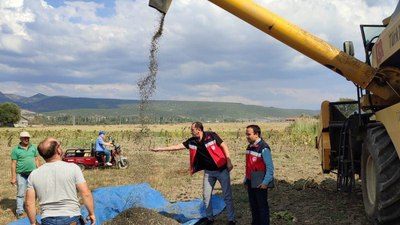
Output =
[{"x1": 284, "y1": 117, "x2": 318, "y2": 147}]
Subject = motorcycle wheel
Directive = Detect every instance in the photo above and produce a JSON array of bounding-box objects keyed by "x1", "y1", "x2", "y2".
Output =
[{"x1": 118, "y1": 158, "x2": 129, "y2": 169}]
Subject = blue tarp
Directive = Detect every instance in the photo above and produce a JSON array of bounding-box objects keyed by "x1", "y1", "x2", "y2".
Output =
[{"x1": 8, "y1": 183, "x2": 226, "y2": 225}]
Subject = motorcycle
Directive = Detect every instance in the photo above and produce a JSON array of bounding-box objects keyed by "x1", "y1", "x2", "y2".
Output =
[
  {"x1": 95, "y1": 140, "x2": 129, "y2": 169},
  {"x1": 63, "y1": 139, "x2": 129, "y2": 170}
]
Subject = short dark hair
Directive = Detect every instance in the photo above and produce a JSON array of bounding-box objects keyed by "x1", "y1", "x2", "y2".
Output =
[
  {"x1": 38, "y1": 139, "x2": 59, "y2": 160},
  {"x1": 192, "y1": 121, "x2": 204, "y2": 131},
  {"x1": 247, "y1": 124, "x2": 261, "y2": 136}
]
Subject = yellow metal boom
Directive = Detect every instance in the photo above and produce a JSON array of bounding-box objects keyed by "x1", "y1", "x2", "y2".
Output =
[{"x1": 149, "y1": 0, "x2": 399, "y2": 104}]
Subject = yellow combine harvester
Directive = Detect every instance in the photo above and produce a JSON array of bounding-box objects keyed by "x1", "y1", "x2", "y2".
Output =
[{"x1": 149, "y1": 1, "x2": 400, "y2": 224}]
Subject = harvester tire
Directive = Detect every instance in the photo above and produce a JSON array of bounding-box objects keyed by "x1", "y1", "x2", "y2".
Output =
[{"x1": 362, "y1": 125, "x2": 400, "y2": 225}]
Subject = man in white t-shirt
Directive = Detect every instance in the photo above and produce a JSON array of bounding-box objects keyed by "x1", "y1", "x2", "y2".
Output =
[{"x1": 25, "y1": 137, "x2": 96, "y2": 225}]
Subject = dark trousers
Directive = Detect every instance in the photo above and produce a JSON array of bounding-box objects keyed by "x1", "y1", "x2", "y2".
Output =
[{"x1": 246, "y1": 179, "x2": 270, "y2": 225}]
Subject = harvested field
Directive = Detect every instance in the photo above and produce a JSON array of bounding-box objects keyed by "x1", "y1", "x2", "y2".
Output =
[{"x1": 0, "y1": 122, "x2": 371, "y2": 225}]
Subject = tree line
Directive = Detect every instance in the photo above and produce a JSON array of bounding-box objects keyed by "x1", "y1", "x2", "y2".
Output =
[{"x1": 30, "y1": 114, "x2": 210, "y2": 125}]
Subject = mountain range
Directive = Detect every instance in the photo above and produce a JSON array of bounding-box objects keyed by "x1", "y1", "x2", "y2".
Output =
[{"x1": 0, "y1": 91, "x2": 319, "y2": 121}]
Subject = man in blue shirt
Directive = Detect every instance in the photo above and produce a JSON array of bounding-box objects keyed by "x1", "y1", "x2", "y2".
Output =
[
  {"x1": 95, "y1": 131, "x2": 113, "y2": 166},
  {"x1": 244, "y1": 125, "x2": 274, "y2": 225}
]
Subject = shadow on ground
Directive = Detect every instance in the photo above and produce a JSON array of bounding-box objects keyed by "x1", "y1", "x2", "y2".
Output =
[
  {"x1": 212, "y1": 178, "x2": 371, "y2": 225},
  {"x1": 0, "y1": 198, "x2": 15, "y2": 211}
]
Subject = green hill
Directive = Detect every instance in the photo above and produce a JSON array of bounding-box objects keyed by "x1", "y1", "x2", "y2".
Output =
[
  {"x1": 42, "y1": 100, "x2": 318, "y2": 124},
  {"x1": 0, "y1": 92, "x2": 318, "y2": 124}
]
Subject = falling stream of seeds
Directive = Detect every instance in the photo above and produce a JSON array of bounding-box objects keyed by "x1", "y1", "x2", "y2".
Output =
[{"x1": 137, "y1": 13, "x2": 165, "y2": 132}]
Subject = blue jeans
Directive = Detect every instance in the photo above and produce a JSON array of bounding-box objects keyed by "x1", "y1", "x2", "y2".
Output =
[
  {"x1": 97, "y1": 149, "x2": 111, "y2": 163},
  {"x1": 203, "y1": 168, "x2": 236, "y2": 221},
  {"x1": 16, "y1": 173, "x2": 28, "y2": 214},
  {"x1": 41, "y1": 215, "x2": 82, "y2": 225},
  {"x1": 246, "y1": 179, "x2": 270, "y2": 225}
]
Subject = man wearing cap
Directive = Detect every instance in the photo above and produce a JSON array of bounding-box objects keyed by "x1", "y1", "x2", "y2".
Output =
[
  {"x1": 10, "y1": 131, "x2": 40, "y2": 218},
  {"x1": 95, "y1": 131, "x2": 113, "y2": 166}
]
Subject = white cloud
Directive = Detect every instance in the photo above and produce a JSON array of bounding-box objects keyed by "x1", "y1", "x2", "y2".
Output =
[
  {"x1": 286, "y1": 55, "x2": 320, "y2": 70},
  {"x1": 178, "y1": 61, "x2": 231, "y2": 77},
  {"x1": 189, "y1": 83, "x2": 228, "y2": 96},
  {"x1": 0, "y1": 0, "x2": 35, "y2": 43},
  {"x1": 268, "y1": 87, "x2": 350, "y2": 108},
  {"x1": 0, "y1": 82, "x2": 138, "y2": 99},
  {"x1": 0, "y1": 0, "x2": 398, "y2": 109},
  {"x1": 0, "y1": 35, "x2": 25, "y2": 53},
  {"x1": 49, "y1": 83, "x2": 139, "y2": 99}
]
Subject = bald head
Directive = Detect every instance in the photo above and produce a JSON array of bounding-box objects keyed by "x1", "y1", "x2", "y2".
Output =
[{"x1": 38, "y1": 137, "x2": 61, "y2": 161}]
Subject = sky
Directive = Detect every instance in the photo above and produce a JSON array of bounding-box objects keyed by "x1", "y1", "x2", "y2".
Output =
[{"x1": 0, "y1": 0, "x2": 398, "y2": 110}]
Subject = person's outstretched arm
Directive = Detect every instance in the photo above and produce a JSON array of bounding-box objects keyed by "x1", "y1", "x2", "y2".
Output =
[{"x1": 151, "y1": 143, "x2": 186, "y2": 152}]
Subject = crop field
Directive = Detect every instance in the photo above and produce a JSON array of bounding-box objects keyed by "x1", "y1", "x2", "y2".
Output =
[{"x1": 0, "y1": 121, "x2": 370, "y2": 225}]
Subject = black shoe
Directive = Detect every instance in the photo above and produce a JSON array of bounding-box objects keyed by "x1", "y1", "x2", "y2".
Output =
[
  {"x1": 195, "y1": 217, "x2": 214, "y2": 225},
  {"x1": 227, "y1": 221, "x2": 236, "y2": 225}
]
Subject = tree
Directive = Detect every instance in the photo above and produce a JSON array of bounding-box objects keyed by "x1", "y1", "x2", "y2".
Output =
[{"x1": 0, "y1": 102, "x2": 21, "y2": 124}]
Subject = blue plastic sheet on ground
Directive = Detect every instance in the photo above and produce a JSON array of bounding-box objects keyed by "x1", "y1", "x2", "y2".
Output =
[{"x1": 8, "y1": 183, "x2": 225, "y2": 225}]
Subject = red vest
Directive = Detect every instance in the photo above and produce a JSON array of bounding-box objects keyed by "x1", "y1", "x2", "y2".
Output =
[
  {"x1": 188, "y1": 132, "x2": 227, "y2": 175},
  {"x1": 245, "y1": 139, "x2": 270, "y2": 179}
]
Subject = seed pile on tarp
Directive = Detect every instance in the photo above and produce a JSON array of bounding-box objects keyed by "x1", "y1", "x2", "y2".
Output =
[{"x1": 102, "y1": 207, "x2": 180, "y2": 225}]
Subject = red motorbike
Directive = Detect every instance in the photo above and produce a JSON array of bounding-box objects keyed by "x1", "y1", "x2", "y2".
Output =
[{"x1": 63, "y1": 140, "x2": 129, "y2": 170}]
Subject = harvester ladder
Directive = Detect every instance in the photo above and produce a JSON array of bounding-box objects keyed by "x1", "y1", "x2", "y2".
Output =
[{"x1": 337, "y1": 118, "x2": 355, "y2": 192}]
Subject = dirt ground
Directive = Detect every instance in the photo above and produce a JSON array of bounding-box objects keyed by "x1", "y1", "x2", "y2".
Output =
[
  {"x1": 200, "y1": 149, "x2": 370, "y2": 225},
  {"x1": 0, "y1": 123, "x2": 372, "y2": 225}
]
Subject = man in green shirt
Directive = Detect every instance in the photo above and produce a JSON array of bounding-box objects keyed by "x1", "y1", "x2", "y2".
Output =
[{"x1": 10, "y1": 131, "x2": 40, "y2": 218}]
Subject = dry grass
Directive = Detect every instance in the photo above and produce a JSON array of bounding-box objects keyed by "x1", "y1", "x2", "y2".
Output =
[{"x1": 0, "y1": 122, "x2": 370, "y2": 225}]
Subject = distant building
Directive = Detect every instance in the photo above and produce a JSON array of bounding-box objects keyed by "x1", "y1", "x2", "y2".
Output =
[
  {"x1": 285, "y1": 117, "x2": 298, "y2": 122},
  {"x1": 13, "y1": 116, "x2": 29, "y2": 128},
  {"x1": 0, "y1": 109, "x2": 36, "y2": 127},
  {"x1": 21, "y1": 109, "x2": 37, "y2": 120}
]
